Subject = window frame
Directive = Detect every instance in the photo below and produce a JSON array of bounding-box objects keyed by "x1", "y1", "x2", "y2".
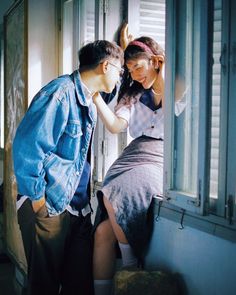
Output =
[
  {"x1": 226, "y1": 0, "x2": 236, "y2": 224},
  {"x1": 164, "y1": 0, "x2": 212, "y2": 215},
  {"x1": 164, "y1": 0, "x2": 236, "y2": 233},
  {"x1": 209, "y1": 0, "x2": 230, "y2": 217}
]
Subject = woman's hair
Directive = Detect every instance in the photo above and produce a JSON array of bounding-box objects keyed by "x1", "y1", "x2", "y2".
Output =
[
  {"x1": 78, "y1": 40, "x2": 124, "y2": 72},
  {"x1": 118, "y1": 36, "x2": 165, "y2": 102}
]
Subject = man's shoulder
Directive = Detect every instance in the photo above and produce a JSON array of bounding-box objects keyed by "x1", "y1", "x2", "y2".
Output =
[
  {"x1": 37, "y1": 74, "x2": 75, "y2": 102},
  {"x1": 52, "y1": 73, "x2": 74, "y2": 90}
]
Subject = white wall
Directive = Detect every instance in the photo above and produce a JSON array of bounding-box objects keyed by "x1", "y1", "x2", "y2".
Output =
[
  {"x1": 28, "y1": 0, "x2": 58, "y2": 104},
  {"x1": 146, "y1": 215, "x2": 236, "y2": 295}
]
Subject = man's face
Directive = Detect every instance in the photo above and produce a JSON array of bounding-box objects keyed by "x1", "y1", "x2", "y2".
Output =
[{"x1": 102, "y1": 59, "x2": 123, "y2": 93}]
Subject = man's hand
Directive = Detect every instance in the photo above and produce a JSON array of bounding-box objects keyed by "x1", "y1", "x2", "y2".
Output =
[
  {"x1": 32, "y1": 196, "x2": 46, "y2": 213},
  {"x1": 120, "y1": 23, "x2": 134, "y2": 50}
]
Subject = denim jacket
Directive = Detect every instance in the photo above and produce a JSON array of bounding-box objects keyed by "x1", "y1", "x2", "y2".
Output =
[{"x1": 13, "y1": 70, "x2": 97, "y2": 215}]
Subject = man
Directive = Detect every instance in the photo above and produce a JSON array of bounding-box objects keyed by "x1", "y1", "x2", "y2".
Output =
[{"x1": 13, "y1": 40, "x2": 124, "y2": 295}]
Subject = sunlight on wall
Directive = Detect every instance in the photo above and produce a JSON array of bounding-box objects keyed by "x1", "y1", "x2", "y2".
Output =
[
  {"x1": 63, "y1": 46, "x2": 73, "y2": 74},
  {"x1": 28, "y1": 61, "x2": 42, "y2": 104},
  {"x1": 62, "y1": 0, "x2": 73, "y2": 74}
]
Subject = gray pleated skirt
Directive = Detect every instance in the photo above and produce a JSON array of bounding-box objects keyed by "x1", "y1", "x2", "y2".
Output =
[{"x1": 95, "y1": 135, "x2": 163, "y2": 260}]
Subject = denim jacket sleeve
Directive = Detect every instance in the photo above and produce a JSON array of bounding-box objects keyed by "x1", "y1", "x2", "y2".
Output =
[{"x1": 13, "y1": 85, "x2": 70, "y2": 201}]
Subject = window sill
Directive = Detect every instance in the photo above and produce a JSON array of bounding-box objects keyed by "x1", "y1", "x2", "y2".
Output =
[{"x1": 153, "y1": 197, "x2": 236, "y2": 243}]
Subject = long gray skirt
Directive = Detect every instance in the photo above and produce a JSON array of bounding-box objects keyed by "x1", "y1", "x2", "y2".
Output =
[{"x1": 95, "y1": 135, "x2": 163, "y2": 260}]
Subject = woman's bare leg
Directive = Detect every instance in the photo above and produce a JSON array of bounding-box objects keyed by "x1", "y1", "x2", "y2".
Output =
[
  {"x1": 103, "y1": 196, "x2": 128, "y2": 244},
  {"x1": 93, "y1": 219, "x2": 117, "y2": 279},
  {"x1": 103, "y1": 196, "x2": 137, "y2": 267},
  {"x1": 93, "y1": 195, "x2": 137, "y2": 295}
]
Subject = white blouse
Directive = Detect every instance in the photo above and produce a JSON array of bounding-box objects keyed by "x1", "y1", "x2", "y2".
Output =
[{"x1": 115, "y1": 90, "x2": 186, "y2": 140}]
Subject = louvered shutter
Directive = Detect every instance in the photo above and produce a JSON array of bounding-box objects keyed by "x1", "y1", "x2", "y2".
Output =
[
  {"x1": 210, "y1": 0, "x2": 222, "y2": 198},
  {"x1": 84, "y1": 2, "x2": 95, "y2": 44},
  {"x1": 139, "y1": 0, "x2": 166, "y2": 49}
]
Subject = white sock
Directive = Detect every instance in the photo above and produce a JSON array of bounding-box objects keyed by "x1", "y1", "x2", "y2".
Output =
[
  {"x1": 118, "y1": 242, "x2": 137, "y2": 267},
  {"x1": 94, "y1": 279, "x2": 113, "y2": 295}
]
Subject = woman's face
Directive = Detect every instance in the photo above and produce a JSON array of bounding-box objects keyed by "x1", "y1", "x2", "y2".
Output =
[{"x1": 126, "y1": 57, "x2": 158, "y2": 89}]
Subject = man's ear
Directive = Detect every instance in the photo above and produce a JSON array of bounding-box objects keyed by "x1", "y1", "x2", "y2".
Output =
[{"x1": 100, "y1": 60, "x2": 109, "y2": 74}]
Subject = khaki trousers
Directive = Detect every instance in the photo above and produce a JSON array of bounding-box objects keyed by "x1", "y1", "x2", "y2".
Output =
[{"x1": 17, "y1": 199, "x2": 94, "y2": 295}]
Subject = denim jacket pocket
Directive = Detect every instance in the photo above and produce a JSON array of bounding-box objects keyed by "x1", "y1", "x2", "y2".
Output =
[
  {"x1": 64, "y1": 121, "x2": 83, "y2": 138},
  {"x1": 57, "y1": 121, "x2": 83, "y2": 161}
]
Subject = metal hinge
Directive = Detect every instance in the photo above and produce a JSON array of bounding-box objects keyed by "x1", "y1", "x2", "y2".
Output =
[
  {"x1": 226, "y1": 195, "x2": 234, "y2": 225},
  {"x1": 104, "y1": 0, "x2": 109, "y2": 13},
  {"x1": 232, "y1": 42, "x2": 236, "y2": 74},
  {"x1": 58, "y1": 18, "x2": 62, "y2": 31},
  {"x1": 100, "y1": 0, "x2": 109, "y2": 14},
  {"x1": 173, "y1": 149, "x2": 177, "y2": 171},
  {"x1": 101, "y1": 139, "x2": 108, "y2": 156},
  {"x1": 188, "y1": 179, "x2": 201, "y2": 207},
  {"x1": 197, "y1": 179, "x2": 202, "y2": 207},
  {"x1": 219, "y1": 43, "x2": 227, "y2": 74}
]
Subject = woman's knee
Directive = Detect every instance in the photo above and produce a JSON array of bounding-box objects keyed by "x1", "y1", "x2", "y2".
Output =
[{"x1": 95, "y1": 220, "x2": 116, "y2": 245}]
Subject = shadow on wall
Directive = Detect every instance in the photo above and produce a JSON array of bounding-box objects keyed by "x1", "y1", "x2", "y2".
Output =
[{"x1": 0, "y1": 182, "x2": 3, "y2": 212}]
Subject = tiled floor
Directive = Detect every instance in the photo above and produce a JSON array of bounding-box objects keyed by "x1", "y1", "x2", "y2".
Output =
[{"x1": 0, "y1": 254, "x2": 23, "y2": 295}]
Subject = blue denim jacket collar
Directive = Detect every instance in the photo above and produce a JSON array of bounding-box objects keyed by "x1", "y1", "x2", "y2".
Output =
[{"x1": 72, "y1": 70, "x2": 97, "y2": 126}]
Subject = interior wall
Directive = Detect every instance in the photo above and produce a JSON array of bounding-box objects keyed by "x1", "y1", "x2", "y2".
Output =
[
  {"x1": 28, "y1": 0, "x2": 58, "y2": 104},
  {"x1": 146, "y1": 216, "x2": 236, "y2": 295}
]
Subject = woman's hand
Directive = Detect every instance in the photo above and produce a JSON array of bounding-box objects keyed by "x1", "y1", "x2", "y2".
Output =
[
  {"x1": 120, "y1": 23, "x2": 133, "y2": 50},
  {"x1": 92, "y1": 92, "x2": 128, "y2": 134}
]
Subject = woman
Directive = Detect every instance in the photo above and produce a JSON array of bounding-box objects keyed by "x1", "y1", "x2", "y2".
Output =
[{"x1": 92, "y1": 30, "x2": 185, "y2": 295}]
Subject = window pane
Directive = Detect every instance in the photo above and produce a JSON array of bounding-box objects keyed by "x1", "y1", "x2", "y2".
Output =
[
  {"x1": 79, "y1": 0, "x2": 95, "y2": 46},
  {"x1": 173, "y1": 0, "x2": 199, "y2": 195},
  {"x1": 126, "y1": 0, "x2": 166, "y2": 146},
  {"x1": 62, "y1": 0, "x2": 73, "y2": 74}
]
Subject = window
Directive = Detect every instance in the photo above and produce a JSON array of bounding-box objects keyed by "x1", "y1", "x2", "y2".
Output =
[
  {"x1": 75, "y1": 0, "x2": 166, "y2": 183},
  {"x1": 94, "y1": 0, "x2": 167, "y2": 182},
  {"x1": 77, "y1": 0, "x2": 95, "y2": 47},
  {"x1": 121, "y1": 0, "x2": 166, "y2": 147},
  {"x1": 128, "y1": 0, "x2": 166, "y2": 48},
  {"x1": 62, "y1": 0, "x2": 74, "y2": 74},
  {"x1": 164, "y1": 0, "x2": 236, "y2": 229},
  {"x1": 60, "y1": 0, "x2": 96, "y2": 74},
  {"x1": 89, "y1": 0, "x2": 124, "y2": 182}
]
